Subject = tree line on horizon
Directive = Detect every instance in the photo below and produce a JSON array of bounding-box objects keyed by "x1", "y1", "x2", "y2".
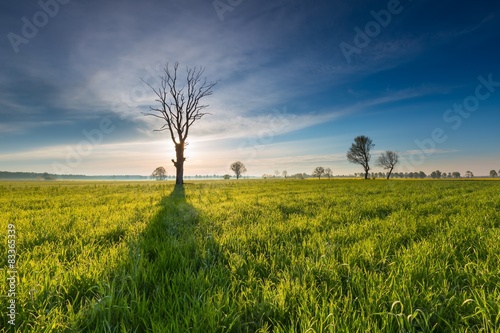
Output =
[
  {"x1": 149, "y1": 133, "x2": 495, "y2": 181},
  {"x1": 140, "y1": 63, "x2": 496, "y2": 185}
]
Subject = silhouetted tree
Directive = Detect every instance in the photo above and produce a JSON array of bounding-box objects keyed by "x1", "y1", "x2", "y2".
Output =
[
  {"x1": 430, "y1": 170, "x2": 442, "y2": 179},
  {"x1": 324, "y1": 167, "x2": 333, "y2": 179},
  {"x1": 490, "y1": 170, "x2": 498, "y2": 178},
  {"x1": 465, "y1": 170, "x2": 474, "y2": 178},
  {"x1": 151, "y1": 166, "x2": 167, "y2": 180},
  {"x1": 143, "y1": 62, "x2": 217, "y2": 186},
  {"x1": 42, "y1": 172, "x2": 56, "y2": 181},
  {"x1": 230, "y1": 161, "x2": 247, "y2": 179},
  {"x1": 452, "y1": 171, "x2": 461, "y2": 178},
  {"x1": 347, "y1": 135, "x2": 374, "y2": 179},
  {"x1": 376, "y1": 151, "x2": 399, "y2": 179},
  {"x1": 313, "y1": 166, "x2": 325, "y2": 179},
  {"x1": 282, "y1": 170, "x2": 288, "y2": 178}
]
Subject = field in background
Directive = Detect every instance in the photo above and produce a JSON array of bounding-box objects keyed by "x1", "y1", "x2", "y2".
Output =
[{"x1": 1, "y1": 179, "x2": 499, "y2": 332}]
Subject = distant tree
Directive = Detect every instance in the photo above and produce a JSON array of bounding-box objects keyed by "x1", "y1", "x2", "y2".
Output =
[
  {"x1": 223, "y1": 174, "x2": 231, "y2": 179},
  {"x1": 324, "y1": 168, "x2": 333, "y2": 179},
  {"x1": 313, "y1": 166, "x2": 325, "y2": 179},
  {"x1": 230, "y1": 161, "x2": 247, "y2": 179},
  {"x1": 282, "y1": 170, "x2": 288, "y2": 178},
  {"x1": 465, "y1": 170, "x2": 474, "y2": 178},
  {"x1": 490, "y1": 170, "x2": 498, "y2": 178},
  {"x1": 452, "y1": 171, "x2": 461, "y2": 178},
  {"x1": 151, "y1": 166, "x2": 167, "y2": 180},
  {"x1": 42, "y1": 172, "x2": 56, "y2": 181},
  {"x1": 431, "y1": 170, "x2": 442, "y2": 179},
  {"x1": 418, "y1": 171, "x2": 426, "y2": 178},
  {"x1": 347, "y1": 135, "x2": 374, "y2": 179},
  {"x1": 376, "y1": 151, "x2": 399, "y2": 179},
  {"x1": 274, "y1": 170, "x2": 280, "y2": 178}
]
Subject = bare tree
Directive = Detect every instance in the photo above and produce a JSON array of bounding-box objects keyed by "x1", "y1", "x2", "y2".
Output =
[
  {"x1": 282, "y1": 170, "x2": 288, "y2": 178},
  {"x1": 376, "y1": 151, "x2": 399, "y2": 179},
  {"x1": 313, "y1": 166, "x2": 325, "y2": 179},
  {"x1": 324, "y1": 167, "x2": 333, "y2": 179},
  {"x1": 151, "y1": 166, "x2": 167, "y2": 180},
  {"x1": 143, "y1": 62, "x2": 217, "y2": 186},
  {"x1": 347, "y1": 135, "x2": 374, "y2": 179},
  {"x1": 230, "y1": 161, "x2": 247, "y2": 179}
]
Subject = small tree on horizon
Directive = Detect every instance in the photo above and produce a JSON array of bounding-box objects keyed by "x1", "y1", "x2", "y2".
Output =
[
  {"x1": 151, "y1": 166, "x2": 167, "y2": 180},
  {"x1": 324, "y1": 167, "x2": 333, "y2": 179},
  {"x1": 465, "y1": 170, "x2": 474, "y2": 178},
  {"x1": 347, "y1": 135, "x2": 374, "y2": 179},
  {"x1": 490, "y1": 170, "x2": 498, "y2": 178},
  {"x1": 376, "y1": 151, "x2": 399, "y2": 179},
  {"x1": 313, "y1": 166, "x2": 325, "y2": 179},
  {"x1": 431, "y1": 170, "x2": 442, "y2": 179},
  {"x1": 230, "y1": 161, "x2": 247, "y2": 179}
]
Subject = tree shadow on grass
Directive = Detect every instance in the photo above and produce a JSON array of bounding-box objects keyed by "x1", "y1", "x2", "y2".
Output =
[{"x1": 81, "y1": 184, "x2": 235, "y2": 332}]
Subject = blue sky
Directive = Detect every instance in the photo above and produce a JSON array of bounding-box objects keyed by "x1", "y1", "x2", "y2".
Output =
[{"x1": 1, "y1": 0, "x2": 499, "y2": 176}]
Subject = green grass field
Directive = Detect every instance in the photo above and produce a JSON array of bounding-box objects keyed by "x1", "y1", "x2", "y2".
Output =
[{"x1": 1, "y1": 179, "x2": 499, "y2": 332}]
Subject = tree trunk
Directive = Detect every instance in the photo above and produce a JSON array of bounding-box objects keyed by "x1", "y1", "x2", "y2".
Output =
[
  {"x1": 172, "y1": 142, "x2": 185, "y2": 186},
  {"x1": 386, "y1": 167, "x2": 394, "y2": 180},
  {"x1": 364, "y1": 171, "x2": 369, "y2": 179}
]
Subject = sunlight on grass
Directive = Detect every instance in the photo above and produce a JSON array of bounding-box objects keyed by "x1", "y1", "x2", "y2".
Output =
[{"x1": 1, "y1": 180, "x2": 499, "y2": 332}]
